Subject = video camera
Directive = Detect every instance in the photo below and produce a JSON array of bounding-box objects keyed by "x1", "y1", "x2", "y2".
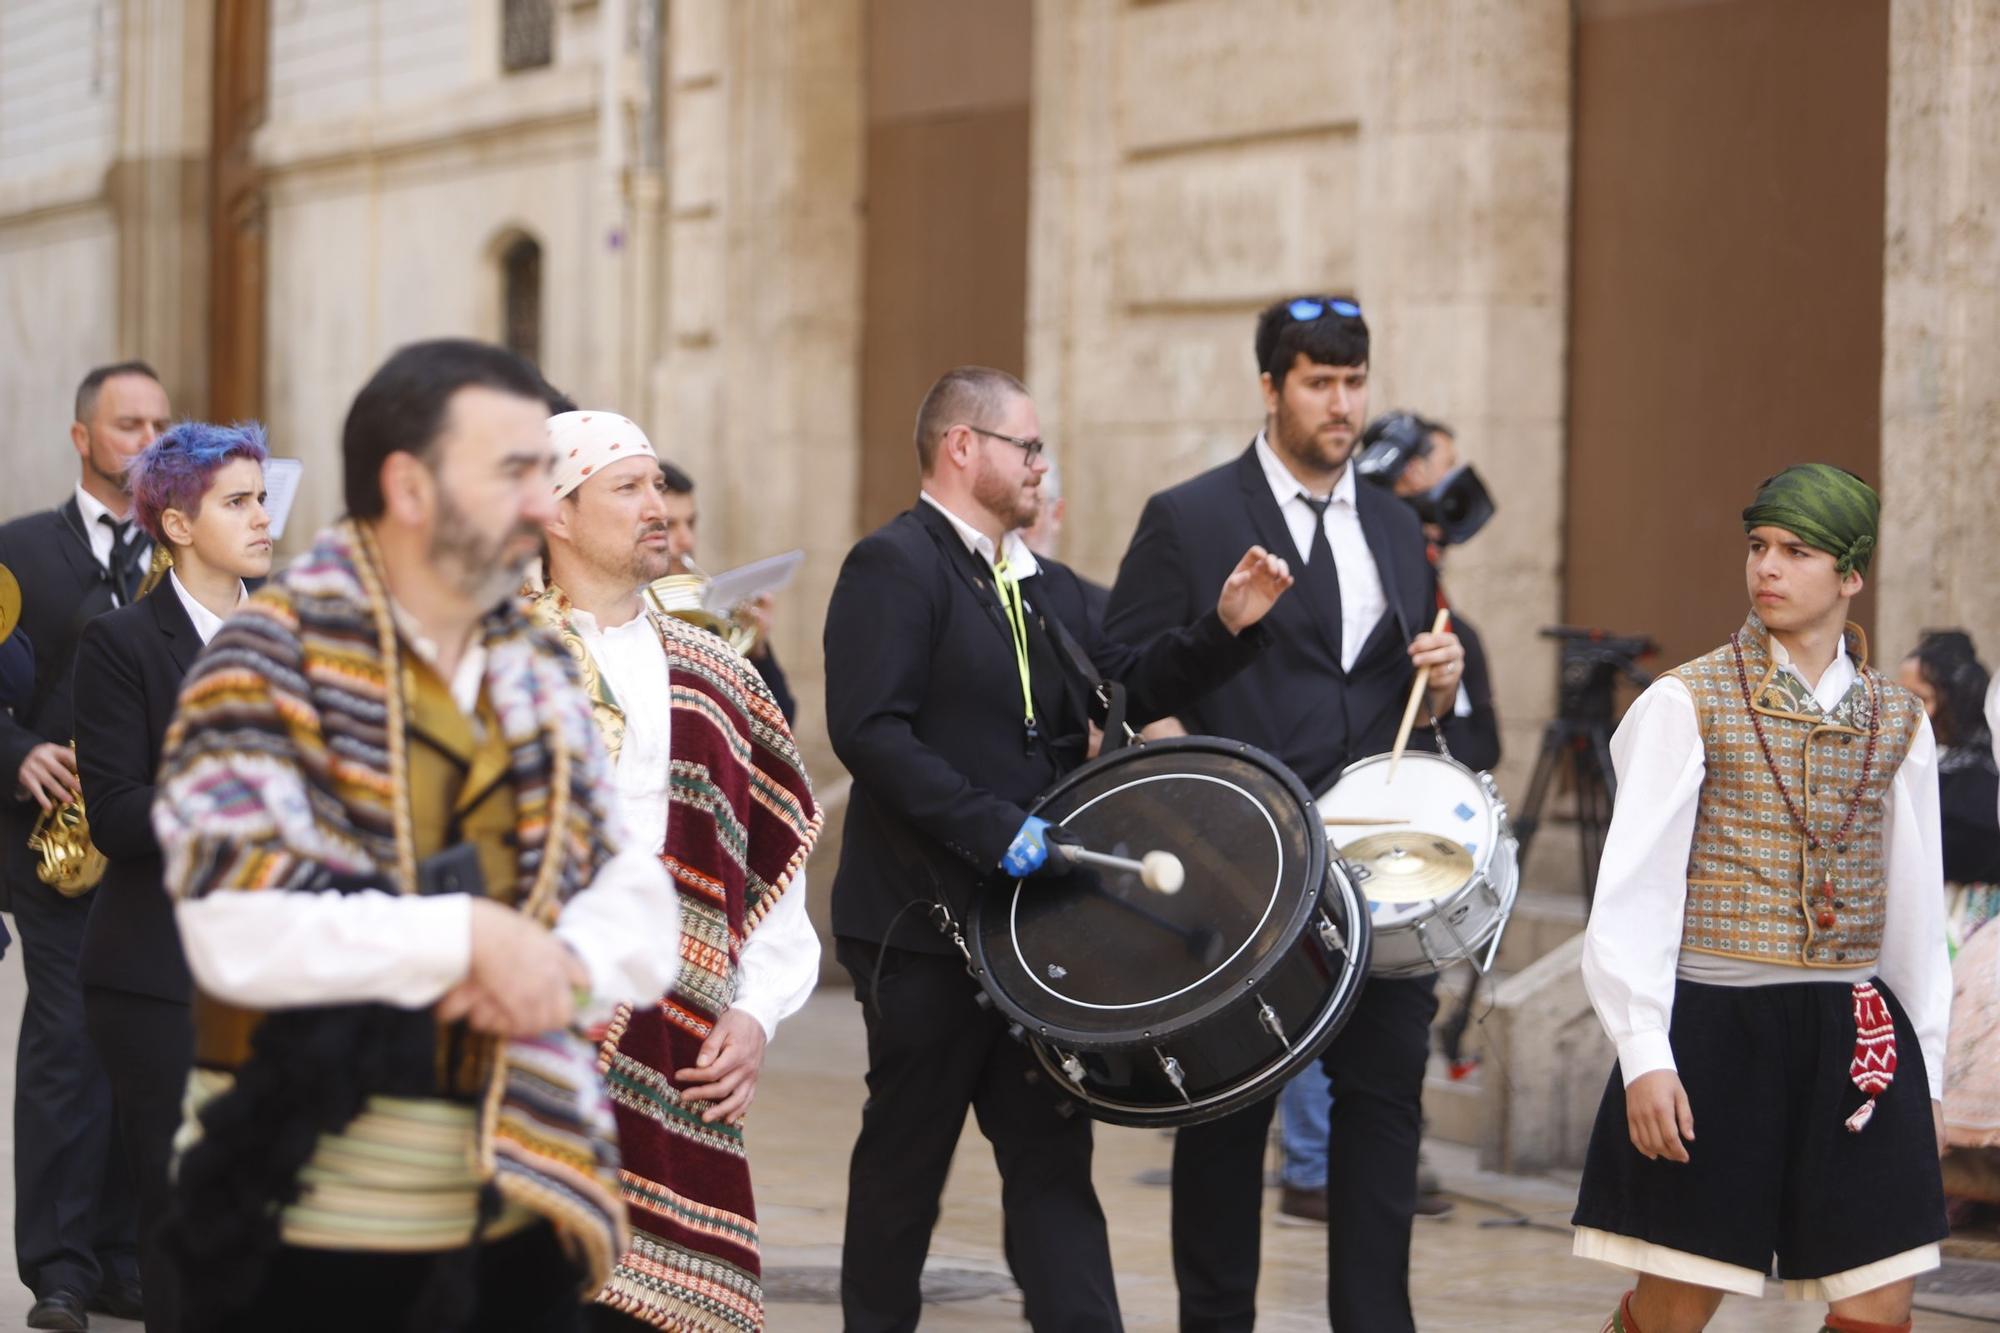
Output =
[
  {"x1": 1539, "y1": 626, "x2": 1658, "y2": 725},
  {"x1": 1354, "y1": 412, "x2": 1495, "y2": 546}
]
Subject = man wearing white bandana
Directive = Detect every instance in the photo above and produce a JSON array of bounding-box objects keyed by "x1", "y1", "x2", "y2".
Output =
[{"x1": 532, "y1": 411, "x2": 821, "y2": 1333}]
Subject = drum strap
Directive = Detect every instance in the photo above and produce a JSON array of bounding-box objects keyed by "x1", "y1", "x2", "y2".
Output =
[{"x1": 1040, "y1": 612, "x2": 1133, "y2": 756}]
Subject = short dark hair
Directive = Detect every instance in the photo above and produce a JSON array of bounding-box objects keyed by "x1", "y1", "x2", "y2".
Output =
[
  {"x1": 659, "y1": 461, "x2": 694, "y2": 495},
  {"x1": 75, "y1": 360, "x2": 163, "y2": 423},
  {"x1": 1909, "y1": 629, "x2": 1992, "y2": 751},
  {"x1": 341, "y1": 339, "x2": 550, "y2": 519},
  {"x1": 542, "y1": 382, "x2": 579, "y2": 414},
  {"x1": 1254, "y1": 296, "x2": 1369, "y2": 386},
  {"x1": 913, "y1": 366, "x2": 1028, "y2": 473}
]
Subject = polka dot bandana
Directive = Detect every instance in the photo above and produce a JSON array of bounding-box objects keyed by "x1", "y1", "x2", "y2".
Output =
[{"x1": 547, "y1": 411, "x2": 660, "y2": 500}]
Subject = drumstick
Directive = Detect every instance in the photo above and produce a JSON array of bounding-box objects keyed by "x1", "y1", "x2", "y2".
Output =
[
  {"x1": 1060, "y1": 845, "x2": 1186, "y2": 895},
  {"x1": 1387, "y1": 608, "x2": 1452, "y2": 783},
  {"x1": 1322, "y1": 814, "x2": 1411, "y2": 826}
]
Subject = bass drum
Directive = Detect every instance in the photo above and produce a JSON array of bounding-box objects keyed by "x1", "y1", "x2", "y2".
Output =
[{"x1": 969, "y1": 737, "x2": 1371, "y2": 1128}]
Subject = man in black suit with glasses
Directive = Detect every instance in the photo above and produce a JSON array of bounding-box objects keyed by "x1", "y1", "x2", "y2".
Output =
[{"x1": 825, "y1": 365, "x2": 1294, "y2": 1332}]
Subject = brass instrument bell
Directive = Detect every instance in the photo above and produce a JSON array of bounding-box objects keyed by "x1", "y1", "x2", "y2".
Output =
[
  {"x1": 643, "y1": 570, "x2": 759, "y2": 656},
  {"x1": 28, "y1": 744, "x2": 106, "y2": 896},
  {"x1": 21, "y1": 545, "x2": 166, "y2": 899}
]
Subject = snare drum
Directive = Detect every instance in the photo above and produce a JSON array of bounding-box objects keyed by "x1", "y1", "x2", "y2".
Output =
[
  {"x1": 1316, "y1": 751, "x2": 1519, "y2": 977},
  {"x1": 969, "y1": 737, "x2": 1371, "y2": 1128}
]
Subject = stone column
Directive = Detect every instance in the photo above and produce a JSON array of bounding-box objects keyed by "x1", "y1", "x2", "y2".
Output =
[
  {"x1": 1877, "y1": 1, "x2": 2000, "y2": 663},
  {"x1": 111, "y1": 0, "x2": 215, "y2": 412},
  {"x1": 655, "y1": 0, "x2": 865, "y2": 778}
]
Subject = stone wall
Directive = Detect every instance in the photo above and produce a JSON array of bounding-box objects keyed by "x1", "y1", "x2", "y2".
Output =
[
  {"x1": 1026, "y1": 0, "x2": 1572, "y2": 801},
  {"x1": 1877, "y1": 0, "x2": 2000, "y2": 666},
  {"x1": 0, "y1": 0, "x2": 209, "y2": 506},
  {"x1": 248, "y1": 0, "x2": 619, "y2": 545}
]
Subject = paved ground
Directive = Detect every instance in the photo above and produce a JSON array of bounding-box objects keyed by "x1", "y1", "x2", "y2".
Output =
[{"x1": 0, "y1": 936, "x2": 1990, "y2": 1330}]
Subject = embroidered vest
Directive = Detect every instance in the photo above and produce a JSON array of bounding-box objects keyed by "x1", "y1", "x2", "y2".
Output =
[{"x1": 1670, "y1": 617, "x2": 1923, "y2": 968}]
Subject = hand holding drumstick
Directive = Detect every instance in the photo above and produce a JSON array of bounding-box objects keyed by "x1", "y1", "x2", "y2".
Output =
[{"x1": 1389, "y1": 610, "x2": 1456, "y2": 781}]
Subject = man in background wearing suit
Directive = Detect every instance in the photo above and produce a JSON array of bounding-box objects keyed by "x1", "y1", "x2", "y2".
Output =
[
  {"x1": 73, "y1": 422, "x2": 273, "y2": 1333},
  {"x1": 1105, "y1": 298, "x2": 1463, "y2": 1332},
  {"x1": 0, "y1": 360, "x2": 170, "y2": 1330},
  {"x1": 824, "y1": 366, "x2": 1293, "y2": 1332}
]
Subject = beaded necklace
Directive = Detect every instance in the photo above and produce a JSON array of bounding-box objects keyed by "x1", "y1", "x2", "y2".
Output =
[{"x1": 1729, "y1": 630, "x2": 1880, "y2": 931}]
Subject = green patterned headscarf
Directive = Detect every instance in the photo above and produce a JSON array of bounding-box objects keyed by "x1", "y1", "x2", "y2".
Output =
[{"x1": 1741, "y1": 464, "x2": 1879, "y2": 576}]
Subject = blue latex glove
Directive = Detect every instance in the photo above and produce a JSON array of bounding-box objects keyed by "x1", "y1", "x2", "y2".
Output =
[{"x1": 1000, "y1": 816, "x2": 1074, "y2": 878}]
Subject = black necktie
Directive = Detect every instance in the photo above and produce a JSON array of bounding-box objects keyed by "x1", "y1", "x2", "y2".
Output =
[
  {"x1": 99, "y1": 514, "x2": 142, "y2": 605},
  {"x1": 1300, "y1": 495, "x2": 1344, "y2": 668}
]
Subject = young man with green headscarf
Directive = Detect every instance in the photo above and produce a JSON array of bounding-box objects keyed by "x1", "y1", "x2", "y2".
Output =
[{"x1": 1570, "y1": 464, "x2": 1949, "y2": 1333}]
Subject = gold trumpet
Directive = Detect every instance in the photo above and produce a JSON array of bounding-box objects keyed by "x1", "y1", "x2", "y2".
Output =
[
  {"x1": 27, "y1": 545, "x2": 175, "y2": 896},
  {"x1": 643, "y1": 567, "x2": 759, "y2": 656}
]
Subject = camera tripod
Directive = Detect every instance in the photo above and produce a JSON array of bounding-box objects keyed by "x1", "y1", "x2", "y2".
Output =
[
  {"x1": 1511, "y1": 716, "x2": 1618, "y2": 906},
  {"x1": 1511, "y1": 628, "x2": 1657, "y2": 907}
]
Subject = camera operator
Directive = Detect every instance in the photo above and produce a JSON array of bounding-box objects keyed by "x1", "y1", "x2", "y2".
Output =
[{"x1": 1355, "y1": 413, "x2": 1500, "y2": 770}]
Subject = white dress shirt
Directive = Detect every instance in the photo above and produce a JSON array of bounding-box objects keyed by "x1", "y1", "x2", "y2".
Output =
[
  {"x1": 566, "y1": 603, "x2": 821, "y2": 1041},
  {"x1": 920, "y1": 491, "x2": 1041, "y2": 578},
  {"x1": 75, "y1": 484, "x2": 130, "y2": 570},
  {"x1": 173, "y1": 608, "x2": 684, "y2": 1029},
  {"x1": 1580, "y1": 639, "x2": 1950, "y2": 1099},
  {"x1": 168, "y1": 570, "x2": 243, "y2": 644},
  {"x1": 1251, "y1": 435, "x2": 1387, "y2": 672}
]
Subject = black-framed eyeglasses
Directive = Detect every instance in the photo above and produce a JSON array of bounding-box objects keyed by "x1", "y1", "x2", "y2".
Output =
[
  {"x1": 1285, "y1": 296, "x2": 1363, "y2": 324},
  {"x1": 965, "y1": 425, "x2": 1047, "y2": 462}
]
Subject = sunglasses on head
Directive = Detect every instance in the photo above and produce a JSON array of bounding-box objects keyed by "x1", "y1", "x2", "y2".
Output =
[{"x1": 1285, "y1": 297, "x2": 1363, "y2": 323}]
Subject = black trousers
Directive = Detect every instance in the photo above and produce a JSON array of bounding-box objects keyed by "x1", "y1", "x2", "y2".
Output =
[
  {"x1": 11, "y1": 881, "x2": 136, "y2": 1299},
  {"x1": 216, "y1": 1223, "x2": 585, "y2": 1333},
  {"x1": 836, "y1": 938, "x2": 1123, "y2": 1333},
  {"x1": 83, "y1": 986, "x2": 192, "y2": 1333},
  {"x1": 1171, "y1": 973, "x2": 1437, "y2": 1332}
]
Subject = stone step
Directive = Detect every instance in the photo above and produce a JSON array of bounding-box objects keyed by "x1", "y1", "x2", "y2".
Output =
[
  {"x1": 1421, "y1": 1055, "x2": 1488, "y2": 1149},
  {"x1": 1492, "y1": 885, "x2": 1587, "y2": 973}
]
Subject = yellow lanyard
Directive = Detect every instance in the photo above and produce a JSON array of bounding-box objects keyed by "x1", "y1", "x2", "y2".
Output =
[{"x1": 992, "y1": 556, "x2": 1037, "y2": 739}]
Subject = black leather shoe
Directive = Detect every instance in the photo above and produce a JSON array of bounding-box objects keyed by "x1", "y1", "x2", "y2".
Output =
[
  {"x1": 90, "y1": 1274, "x2": 143, "y2": 1320},
  {"x1": 25, "y1": 1288, "x2": 88, "y2": 1331}
]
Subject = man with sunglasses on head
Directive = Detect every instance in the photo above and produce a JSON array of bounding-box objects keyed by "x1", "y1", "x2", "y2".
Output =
[
  {"x1": 1106, "y1": 296, "x2": 1464, "y2": 1331},
  {"x1": 824, "y1": 365, "x2": 1295, "y2": 1332}
]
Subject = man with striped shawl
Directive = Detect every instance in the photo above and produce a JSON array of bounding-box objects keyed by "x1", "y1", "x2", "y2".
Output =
[
  {"x1": 153, "y1": 340, "x2": 687, "y2": 1332},
  {"x1": 531, "y1": 409, "x2": 820, "y2": 1332}
]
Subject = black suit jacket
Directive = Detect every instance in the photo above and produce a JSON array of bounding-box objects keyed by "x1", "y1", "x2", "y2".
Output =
[
  {"x1": 1441, "y1": 611, "x2": 1502, "y2": 774},
  {"x1": 73, "y1": 583, "x2": 199, "y2": 1003},
  {"x1": 1106, "y1": 444, "x2": 1448, "y2": 796},
  {"x1": 825, "y1": 500, "x2": 1265, "y2": 951},
  {"x1": 0, "y1": 499, "x2": 132, "y2": 894}
]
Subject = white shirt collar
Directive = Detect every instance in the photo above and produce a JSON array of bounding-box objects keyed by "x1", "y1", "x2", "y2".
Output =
[
  {"x1": 1767, "y1": 633, "x2": 1859, "y2": 712},
  {"x1": 74, "y1": 484, "x2": 119, "y2": 531},
  {"x1": 919, "y1": 491, "x2": 1041, "y2": 579},
  {"x1": 1253, "y1": 431, "x2": 1356, "y2": 509},
  {"x1": 168, "y1": 569, "x2": 244, "y2": 645},
  {"x1": 563, "y1": 601, "x2": 652, "y2": 638}
]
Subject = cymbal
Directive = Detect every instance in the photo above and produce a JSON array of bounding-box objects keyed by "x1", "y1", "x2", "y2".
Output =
[
  {"x1": 0, "y1": 564, "x2": 18, "y2": 646},
  {"x1": 1338, "y1": 832, "x2": 1473, "y2": 904}
]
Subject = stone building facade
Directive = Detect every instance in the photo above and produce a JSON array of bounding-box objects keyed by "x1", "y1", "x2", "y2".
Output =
[{"x1": 1, "y1": 0, "x2": 1994, "y2": 834}]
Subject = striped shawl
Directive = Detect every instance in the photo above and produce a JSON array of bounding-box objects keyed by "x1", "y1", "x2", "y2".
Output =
[
  {"x1": 154, "y1": 520, "x2": 633, "y2": 1297},
  {"x1": 535, "y1": 588, "x2": 820, "y2": 1332}
]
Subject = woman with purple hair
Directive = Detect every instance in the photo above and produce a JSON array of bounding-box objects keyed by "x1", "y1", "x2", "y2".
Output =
[{"x1": 67, "y1": 421, "x2": 271, "y2": 1333}]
